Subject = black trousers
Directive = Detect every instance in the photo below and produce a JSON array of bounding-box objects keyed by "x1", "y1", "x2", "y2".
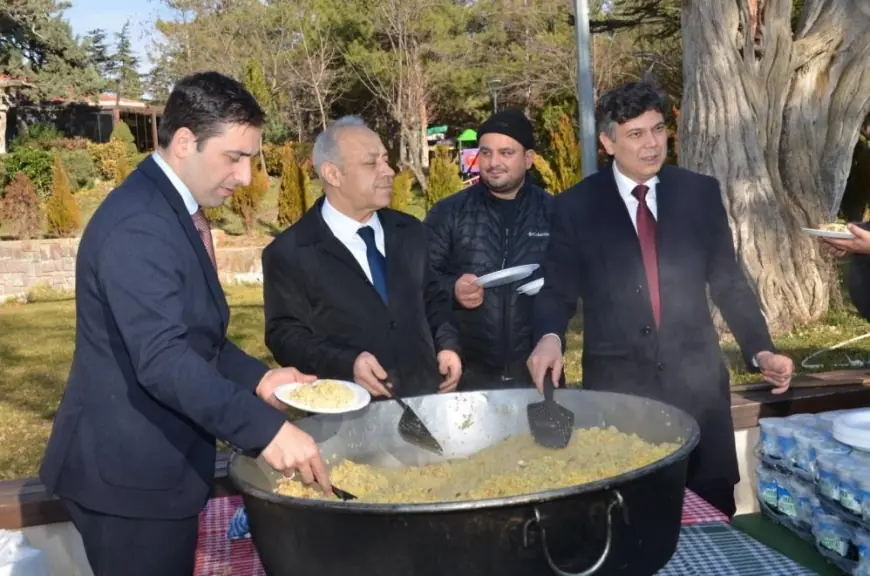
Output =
[
  {"x1": 64, "y1": 498, "x2": 199, "y2": 576},
  {"x1": 688, "y1": 479, "x2": 737, "y2": 519}
]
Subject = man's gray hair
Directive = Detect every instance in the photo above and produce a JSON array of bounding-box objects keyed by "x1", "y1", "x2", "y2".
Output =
[{"x1": 312, "y1": 115, "x2": 368, "y2": 178}]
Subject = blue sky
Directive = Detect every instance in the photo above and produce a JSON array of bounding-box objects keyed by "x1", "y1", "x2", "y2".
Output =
[{"x1": 64, "y1": 0, "x2": 172, "y2": 73}]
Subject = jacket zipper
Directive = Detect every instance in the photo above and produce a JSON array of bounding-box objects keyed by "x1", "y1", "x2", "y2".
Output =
[{"x1": 501, "y1": 225, "x2": 511, "y2": 377}]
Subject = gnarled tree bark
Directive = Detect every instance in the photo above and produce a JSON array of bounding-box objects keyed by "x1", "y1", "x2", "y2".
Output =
[{"x1": 679, "y1": 0, "x2": 870, "y2": 330}]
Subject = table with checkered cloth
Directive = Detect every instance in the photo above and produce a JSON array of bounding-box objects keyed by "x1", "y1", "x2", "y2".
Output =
[
  {"x1": 195, "y1": 495, "x2": 266, "y2": 576},
  {"x1": 658, "y1": 524, "x2": 817, "y2": 575},
  {"x1": 681, "y1": 488, "x2": 729, "y2": 525},
  {"x1": 193, "y1": 490, "x2": 731, "y2": 576}
]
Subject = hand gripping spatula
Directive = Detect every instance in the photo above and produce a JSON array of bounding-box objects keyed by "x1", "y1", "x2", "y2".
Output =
[{"x1": 527, "y1": 370, "x2": 574, "y2": 449}]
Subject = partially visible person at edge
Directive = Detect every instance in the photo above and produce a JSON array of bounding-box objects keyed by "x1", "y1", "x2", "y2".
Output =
[
  {"x1": 526, "y1": 81, "x2": 794, "y2": 518},
  {"x1": 424, "y1": 109, "x2": 552, "y2": 391},
  {"x1": 262, "y1": 116, "x2": 462, "y2": 399},
  {"x1": 39, "y1": 71, "x2": 330, "y2": 576},
  {"x1": 820, "y1": 222, "x2": 870, "y2": 320}
]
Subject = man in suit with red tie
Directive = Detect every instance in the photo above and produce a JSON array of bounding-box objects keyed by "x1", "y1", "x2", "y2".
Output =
[
  {"x1": 527, "y1": 81, "x2": 794, "y2": 517},
  {"x1": 263, "y1": 116, "x2": 462, "y2": 399},
  {"x1": 39, "y1": 72, "x2": 330, "y2": 575}
]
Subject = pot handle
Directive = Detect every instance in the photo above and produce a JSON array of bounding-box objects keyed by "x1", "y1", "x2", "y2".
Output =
[{"x1": 525, "y1": 490, "x2": 624, "y2": 576}]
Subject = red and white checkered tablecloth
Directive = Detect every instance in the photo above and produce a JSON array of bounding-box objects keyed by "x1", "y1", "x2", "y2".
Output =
[
  {"x1": 194, "y1": 489, "x2": 728, "y2": 575},
  {"x1": 195, "y1": 495, "x2": 265, "y2": 576},
  {"x1": 680, "y1": 489, "x2": 730, "y2": 526}
]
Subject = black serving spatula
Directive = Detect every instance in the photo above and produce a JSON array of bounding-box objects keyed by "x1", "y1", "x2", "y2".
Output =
[
  {"x1": 381, "y1": 375, "x2": 444, "y2": 455},
  {"x1": 331, "y1": 485, "x2": 357, "y2": 501},
  {"x1": 285, "y1": 470, "x2": 357, "y2": 501},
  {"x1": 395, "y1": 395, "x2": 444, "y2": 455},
  {"x1": 527, "y1": 369, "x2": 574, "y2": 449}
]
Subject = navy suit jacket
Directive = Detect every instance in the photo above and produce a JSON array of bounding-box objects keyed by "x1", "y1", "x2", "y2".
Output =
[{"x1": 39, "y1": 156, "x2": 287, "y2": 519}]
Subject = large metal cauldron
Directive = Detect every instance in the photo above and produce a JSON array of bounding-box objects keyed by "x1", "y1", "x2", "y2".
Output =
[{"x1": 229, "y1": 389, "x2": 700, "y2": 576}]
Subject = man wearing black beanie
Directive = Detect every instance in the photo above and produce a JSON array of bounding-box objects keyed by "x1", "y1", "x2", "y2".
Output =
[{"x1": 424, "y1": 109, "x2": 553, "y2": 390}]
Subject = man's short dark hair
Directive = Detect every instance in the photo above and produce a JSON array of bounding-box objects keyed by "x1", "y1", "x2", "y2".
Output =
[
  {"x1": 596, "y1": 81, "x2": 668, "y2": 139},
  {"x1": 157, "y1": 71, "x2": 265, "y2": 149}
]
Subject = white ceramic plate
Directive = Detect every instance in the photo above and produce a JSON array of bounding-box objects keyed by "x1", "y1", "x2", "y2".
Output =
[
  {"x1": 274, "y1": 380, "x2": 371, "y2": 414},
  {"x1": 474, "y1": 264, "x2": 540, "y2": 288},
  {"x1": 803, "y1": 227, "x2": 854, "y2": 240},
  {"x1": 516, "y1": 278, "x2": 544, "y2": 295},
  {"x1": 833, "y1": 410, "x2": 870, "y2": 451}
]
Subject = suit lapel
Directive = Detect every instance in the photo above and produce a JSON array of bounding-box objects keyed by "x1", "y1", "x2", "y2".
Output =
[
  {"x1": 138, "y1": 158, "x2": 229, "y2": 329},
  {"x1": 380, "y1": 210, "x2": 408, "y2": 310},
  {"x1": 597, "y1": 168, "x2": 647, "y2": 272},
  {"x1": 654, "y1": 167, "x2": 676, "y2": 330}
]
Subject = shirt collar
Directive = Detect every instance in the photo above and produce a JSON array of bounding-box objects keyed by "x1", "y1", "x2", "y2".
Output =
[
  {"x1": 151, "y1": 152, "x2": 199, "y2": 216},
  {"x1": 321, "y1": 196, "x2": 382, "y2": 243},
  {"x1": 612, "y1": 161, "x2": 659, "y2": 202}
]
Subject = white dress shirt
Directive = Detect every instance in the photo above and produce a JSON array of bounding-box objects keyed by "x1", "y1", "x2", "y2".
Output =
[
  {"x1": 321, "y1": 197, "x2": 386, "y2": 285},
  {"x1": 151, "y1": 152, "x2": 199, "y2": 216},
  {"x1": 613, "y1": 161, "x2": 659, "y2": 233}
]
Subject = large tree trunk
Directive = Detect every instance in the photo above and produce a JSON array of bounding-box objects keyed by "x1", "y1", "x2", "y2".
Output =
[{"x1": 679, "y1": 0, "x2": 870, "y2": 331}]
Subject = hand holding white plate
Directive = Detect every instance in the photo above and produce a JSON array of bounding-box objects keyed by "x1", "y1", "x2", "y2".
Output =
[
  {"x1": 274, "y1": 379, "x2": 371, "y2": 414},
  {"x1": 802, "y1": 227, "x2": 855, "y2": 240},
  {"x1": 474, "y1": 264, "x2": 539, "y2": 288}
]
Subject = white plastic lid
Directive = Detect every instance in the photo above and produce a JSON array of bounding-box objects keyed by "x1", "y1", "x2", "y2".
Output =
[{"x1": 833, "y1": 410, "x2": 870, "y2": 451}]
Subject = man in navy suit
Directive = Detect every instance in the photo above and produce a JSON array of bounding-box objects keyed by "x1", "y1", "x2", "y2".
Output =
[
  {"x1": 39, "y1": 72, "x2": 330, "y2": 575},
  {"x1": 527, "y1": 81, "x2": 794, "y2": 517}
]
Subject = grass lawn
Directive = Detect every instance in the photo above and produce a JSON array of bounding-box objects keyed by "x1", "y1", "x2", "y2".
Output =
[{"x1": 3, "y1": 283, "x2": 870, "y2": 480}]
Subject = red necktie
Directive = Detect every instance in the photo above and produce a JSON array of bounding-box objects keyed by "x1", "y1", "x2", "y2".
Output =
[
  {"x1": 632, "y1": 185, "x2": 660, "y2": 327},
  {"x1": 191, "y1": 208, "x2": 217, "y2": 270}
]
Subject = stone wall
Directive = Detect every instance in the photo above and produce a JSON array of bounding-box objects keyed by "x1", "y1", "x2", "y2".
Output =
[
  {"x1": 0, "y1": 239, "x2": 79, "y2": 299},
  {"x1": 0, "y1": 236, "x2": 265, "y2": 301}
]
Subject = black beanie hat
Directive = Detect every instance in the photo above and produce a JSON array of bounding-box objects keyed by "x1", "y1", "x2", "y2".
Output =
[{"x1": 477, "y1": 109, "x2": 535, "y2": 150}]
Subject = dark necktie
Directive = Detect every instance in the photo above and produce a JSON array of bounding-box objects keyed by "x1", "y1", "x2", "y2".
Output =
[
  {"x1": 632, "y1": 185, "x2": 660, "y2": 327},
  {"x1": 191, "y1": 208, "x2": 217, "y2": 270},
  {"x1": 358, "y1": 226, "x2": 388, "y2": 304}
]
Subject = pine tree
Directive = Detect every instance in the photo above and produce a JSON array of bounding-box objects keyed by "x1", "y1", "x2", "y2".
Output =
[
  {"x1": 112, "y1": 21, "x2": 143, "y2": 100},
  {"x1": 113, "y1": 153, "x2": 131, "y2": 187},
  {"x1": 231, "y1": 158, "x2": 269, "y2": 236},
  {"x1": 300, "y1": 159, "x2": 314, "y2": 211},
  {"x1": 82, "y1": 28, "x2": 113, "y2": 89},
  {"x1": 550, "y1": 114, "x2": 581, "y2": 190},
  {"x1": 391, "y1": 169, "x2": 415, "y2": 213},
  {"x1": 1, "y1": 173, "x2": 42, "y2": 240},
  {"x1": 531, "y1": 155, "x2": 560, "y2": 194},
  {"x1": 426, "y1": 146, "x2": 463, "y2": 210},
  {"x1": 277, "y1": 144, "x2": 305, "y2": 228},
  {"x1": 45, "y1": 155, "x2": 82, "y2": 238},
  {"x1": 242, "y1": 59, "x2": 272, "y2": 111}
]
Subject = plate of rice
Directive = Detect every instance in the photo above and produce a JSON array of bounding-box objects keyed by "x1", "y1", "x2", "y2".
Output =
[
  {"x1": 274, "y1": 379, "x2": 371, "y2": 414},
  {"x1": 803, "y1": 222, "x2": 855, "y2": 239}
]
